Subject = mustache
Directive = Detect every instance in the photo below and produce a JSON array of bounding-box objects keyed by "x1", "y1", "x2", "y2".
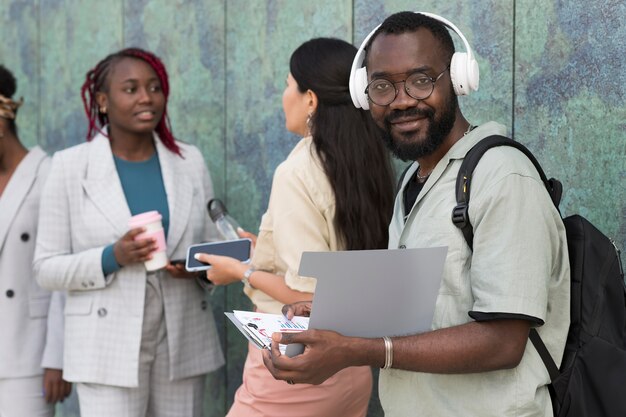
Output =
[{"x1": 385, "y1": 107, "x2": 434, "y2": 124}]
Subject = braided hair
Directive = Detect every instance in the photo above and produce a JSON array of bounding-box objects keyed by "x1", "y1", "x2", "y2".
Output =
[{"x1": 80, "y1": 47, "x2": 181, "y2": 155}]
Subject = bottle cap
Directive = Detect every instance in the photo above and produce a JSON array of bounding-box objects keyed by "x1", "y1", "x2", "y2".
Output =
[{"x1": 207, "y1": 198, "x2": 228, "y2": 222}]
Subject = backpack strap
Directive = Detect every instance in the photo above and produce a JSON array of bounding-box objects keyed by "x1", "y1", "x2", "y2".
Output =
[
  {"x1": 529, "y1": 328, "x2": 560, "y2": 382},
  {"x1": 452, "y1": 135, "x2": 566, "y2": 387},
  {"x1": 451, "y1": 135, "x2": 562, "y2": 250}
]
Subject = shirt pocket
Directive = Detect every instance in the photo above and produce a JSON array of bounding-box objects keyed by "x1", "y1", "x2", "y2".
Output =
[{"x1": 409, "y1": 215, "x2": 469, "y2": 297}]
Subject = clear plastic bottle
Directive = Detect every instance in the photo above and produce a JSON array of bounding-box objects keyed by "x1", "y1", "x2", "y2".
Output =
[{"x1": 207, "y1": 198, "x2": 241, "y2": 241}]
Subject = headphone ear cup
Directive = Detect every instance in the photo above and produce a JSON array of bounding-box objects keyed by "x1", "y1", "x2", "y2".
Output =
[
  {"x1": 449, "y1": 52, "x2": 480, "y2": 96},
  {"x1": 449, "y1": 52, "x2": 469, "y2": 96},
  {"x1": 353, "y1": 67, "x2": 370, "y2": 110}
]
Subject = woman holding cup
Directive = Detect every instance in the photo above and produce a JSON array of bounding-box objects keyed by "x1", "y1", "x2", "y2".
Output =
[{"x1": 34, "y1": 48, "x2": 224, "y2": 417}]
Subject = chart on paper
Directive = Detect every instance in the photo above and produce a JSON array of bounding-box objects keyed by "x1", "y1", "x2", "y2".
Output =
[{"x1": 226, "y1": 310, "x2": 309, "y2": 354}]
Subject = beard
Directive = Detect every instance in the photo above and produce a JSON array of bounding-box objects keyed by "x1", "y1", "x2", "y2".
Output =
[{"x1": 379, "y1": 93, "x2": 458, "y2": 161}]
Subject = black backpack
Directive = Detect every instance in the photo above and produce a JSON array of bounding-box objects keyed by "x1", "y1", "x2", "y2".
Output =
[{"x1": 451, "y1": 135, "x2": 626, "y2": 417}]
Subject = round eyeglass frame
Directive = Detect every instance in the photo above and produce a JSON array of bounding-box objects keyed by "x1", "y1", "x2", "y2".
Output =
[{"x1": 365, "y1": 66, "x2": 450, "y2": 106}]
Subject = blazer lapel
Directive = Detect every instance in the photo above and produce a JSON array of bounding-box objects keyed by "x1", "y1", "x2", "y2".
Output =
[
  {"x1": 81, "y1": 133, "x2": 130, "y2": 235},
  {"x1": 0, "y1": 147, "x2": 46, "y2": 252},
  {"x1": 155, "y1": 139, "x2": 192, "y2": 255}
]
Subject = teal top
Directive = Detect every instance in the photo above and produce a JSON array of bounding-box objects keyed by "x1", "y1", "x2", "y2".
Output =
[{"x1": 101, "y1": 152, "x2": 169, "y2": 275}]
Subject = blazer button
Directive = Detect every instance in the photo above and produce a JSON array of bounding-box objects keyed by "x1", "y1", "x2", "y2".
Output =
[
  {"x1": 201, "y1": 300, "x2": 208, "y2": 310},
  {"x1": 82, "y1": 282, "x2": 88, "y2": 288},
  {"x1": 6, "y1": 289, "x2": 15, "y2": 298},
  {"x1": 399, "y1": 244, "x2": 407, "y2": 249},
  {"x1": 97, "y1": 308, "x2": 107, "y2": 317},
  {"x1": 89, "y1": 280, "x2": 95, "y2": 287},
  {"x1": 21, "y1": 233, "x2": 30, "y2": 242}
]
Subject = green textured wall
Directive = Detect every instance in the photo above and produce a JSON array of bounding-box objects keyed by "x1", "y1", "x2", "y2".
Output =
[{"x1": 1, "y1": 1, "x2": 624, "y2": 416}]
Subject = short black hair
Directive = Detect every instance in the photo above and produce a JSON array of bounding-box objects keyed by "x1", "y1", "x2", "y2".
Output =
[
  {"x1": 0, "y1": 64, "x2": 18, "y2": 134},
  {"x1": 0, "y1": 65, "x2": 17, "y2": 98},
  {"x1": 365, "y1": 11, "x2": 456, "y2": 66}
]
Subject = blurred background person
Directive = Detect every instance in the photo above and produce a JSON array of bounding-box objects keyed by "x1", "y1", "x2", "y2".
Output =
[
  {"x1": 0, "y1": 64, "x2": 71, "y2": 416},
  {"x1": 33, "y1": 48, "x2": 224, "y2": 417},
  {"x1": 196, "y1": 37, "x2": 395, "y2": 417}
]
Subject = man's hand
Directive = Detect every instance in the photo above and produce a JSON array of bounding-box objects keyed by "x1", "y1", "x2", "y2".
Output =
[
  {"x1": 42, "y1": 368, "x2": 72, "y2": 403},
  {"x1": 113, "y1": 227, "x2": 156, "y2": 266},
  {"x1": 262, "y1": 329, "x2": 356, "y2": 385},
  {"x1": 282, "y1": 301, "x2": 313, "y2": 320}
]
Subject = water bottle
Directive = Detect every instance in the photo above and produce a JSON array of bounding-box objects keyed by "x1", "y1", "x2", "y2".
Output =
[{"x1": 207, "y1": 198, "x2": 241, "y2": 241}]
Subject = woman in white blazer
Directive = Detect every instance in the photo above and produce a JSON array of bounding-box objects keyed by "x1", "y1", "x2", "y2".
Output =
[
  {"x1": 0, "y1": 65, "x2": 71, "y2": 416},
  {"x1": 33, "y1": 48, "x2": 224, "y2": 417}
]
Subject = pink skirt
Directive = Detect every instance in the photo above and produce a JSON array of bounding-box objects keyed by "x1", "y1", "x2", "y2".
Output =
[{"x1": 227, "y1": 342, "x2": 373, "y2": 417}]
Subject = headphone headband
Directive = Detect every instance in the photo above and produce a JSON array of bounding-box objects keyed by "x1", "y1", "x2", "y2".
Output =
[{"x1": 349, "y1": 11, "x2": 480, "y2": 109}]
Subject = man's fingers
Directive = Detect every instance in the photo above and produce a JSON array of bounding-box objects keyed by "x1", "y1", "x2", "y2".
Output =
[
  {"x1": 282, "y1": 304, "x2": 295, "y2": 320},
  {"x1": 281, "y1": 301, "x2": 312, "y2": 320}
]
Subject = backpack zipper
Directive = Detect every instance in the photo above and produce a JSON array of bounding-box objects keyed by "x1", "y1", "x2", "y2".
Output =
[{"x1": 609, "y1": 237, "x2": 625, "y2": 282}]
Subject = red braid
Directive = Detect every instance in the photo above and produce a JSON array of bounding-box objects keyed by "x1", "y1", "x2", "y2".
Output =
[{"x1": 80, "y1": 47, "x2": 182, "y2": 156}]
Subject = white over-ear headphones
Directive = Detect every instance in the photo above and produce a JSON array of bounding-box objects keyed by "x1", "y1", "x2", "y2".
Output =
[{"x1": 349, "y1": 11, "x2": 480, "y2": 110}]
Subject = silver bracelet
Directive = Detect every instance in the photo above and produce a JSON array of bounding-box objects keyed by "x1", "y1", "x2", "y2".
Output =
[
  {"x1": 382, "y1": 336, "x2": 393, "y2": 369},
  {"x1": 242, "y1": 267, "x2": 256, "y2": 289}
]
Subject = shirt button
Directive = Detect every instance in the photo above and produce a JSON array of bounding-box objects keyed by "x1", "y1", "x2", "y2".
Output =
[
  {"x1": 399, "y1": 244, "x2": 406, "y2": 249},
  {"x1": 89, "y1": 281, "x2": 95, "y2": 287},
  {"x1": 97, "y1": 308, "x2": 107, "y2": 317},
  {"x1": 201, "y1": 300, "x2": 208, "y2": 310},
  {"x1": 20, "y1": 233, "x2": 30, "y2": 242},
  {"x1": 6, "y1": 289, "x2": 15, "y2": 298},
  {"x1": 82, "y1": 282, "x2": 88, "y2": 288}
]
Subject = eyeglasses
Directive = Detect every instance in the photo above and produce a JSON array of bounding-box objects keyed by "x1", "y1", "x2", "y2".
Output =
[{"x1": 365, "y1": 66, "x2": 450, "y2": 106}]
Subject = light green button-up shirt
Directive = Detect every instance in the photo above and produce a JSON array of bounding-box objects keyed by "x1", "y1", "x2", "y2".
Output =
[{"x1": 380, "y1": 122, "x2": 570, "y2": 417}]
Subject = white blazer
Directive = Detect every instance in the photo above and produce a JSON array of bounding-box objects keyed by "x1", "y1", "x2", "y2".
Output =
[
  {"x1": 34, "y1": 133, "x2": 224, "y2": 387},
  {"x1": 0, "y1": 147, "x2": 63, "y2": 378}
]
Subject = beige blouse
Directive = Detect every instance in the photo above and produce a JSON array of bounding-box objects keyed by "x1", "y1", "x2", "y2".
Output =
[{"x1": 245, "y1": 136, "x2": 342, "y2": 314}]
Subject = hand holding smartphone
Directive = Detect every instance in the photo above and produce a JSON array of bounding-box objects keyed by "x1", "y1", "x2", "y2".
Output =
[{"x1": 185, "y1": 238, "x2": 252, "y2": 272}]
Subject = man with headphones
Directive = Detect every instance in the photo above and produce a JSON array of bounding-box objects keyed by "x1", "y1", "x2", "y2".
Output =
[{"x1": 262, "y1": 11, "x2": 570, "y2": 417}]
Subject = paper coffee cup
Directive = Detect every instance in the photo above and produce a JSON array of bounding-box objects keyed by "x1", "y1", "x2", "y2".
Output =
[{"x1": 127, "y1": 211, "x2": 167, "y2": 271}]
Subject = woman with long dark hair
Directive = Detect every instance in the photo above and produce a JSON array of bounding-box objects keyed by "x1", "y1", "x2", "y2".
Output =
[{"x1": 198, "y1": 37, "x2": 394, "y2": 417}]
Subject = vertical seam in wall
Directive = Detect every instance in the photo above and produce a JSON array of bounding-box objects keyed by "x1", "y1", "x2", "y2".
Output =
[
  {"x1": 37, "y1": 0, "x2": 41, "y2": 148},
  {"x1": 222, "y1": 1, "x2": 229, "y2": 412},
  {"x1": 121, "y1": 0, "x2": 125, "y2": 46},
  {"x1": 223, "y1": 0, "x2": 228, "y2": 208},
  {"x1": 511, "y1": 0, "x2": 516, "y2": 139},
  {"x1": 351, "y1": 0, "x2": 355, "y2": 44}
]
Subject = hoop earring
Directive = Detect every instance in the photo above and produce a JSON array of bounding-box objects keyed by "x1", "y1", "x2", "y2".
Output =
[
  {"x1": 305, "y1": 112, "x2": 313, "y2": 137},
  {"x1": 100, "y1": 106, "x2": 107, "y2": 114}
]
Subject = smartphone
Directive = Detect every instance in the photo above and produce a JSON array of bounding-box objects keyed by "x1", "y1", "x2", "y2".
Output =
[{"x1": 185, "y1": 238, "x2": 252, "y2": 272}]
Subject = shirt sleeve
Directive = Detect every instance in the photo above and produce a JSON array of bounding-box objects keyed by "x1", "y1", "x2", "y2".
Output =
[
  {"x1": 102, "y1": 244, "x2": 122, "y2": 276},
  {"x1": 468, "y1": 170, "x2": 563, "y2": 323},
  {"x1": 268, "y1": 162, "x2": 334, "y2": 293}
]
